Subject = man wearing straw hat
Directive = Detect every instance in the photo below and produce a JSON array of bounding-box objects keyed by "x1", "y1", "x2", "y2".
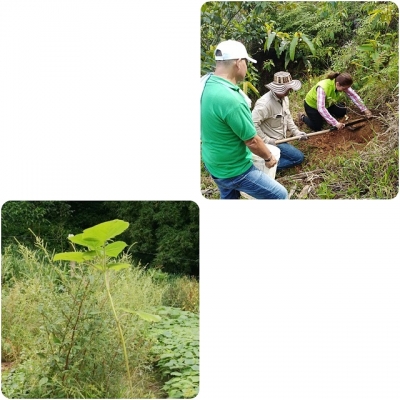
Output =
[{"x1": 252, "y1": 71, "x2": 308, "y2": 171}]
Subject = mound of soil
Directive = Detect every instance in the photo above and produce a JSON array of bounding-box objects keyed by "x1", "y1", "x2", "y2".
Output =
[
  {"x1": 275, "y1": 117, "x2": 383, "y2": 185},
  {"x1": 303, "y1": 117, "x2": 380, "y2": 156}
]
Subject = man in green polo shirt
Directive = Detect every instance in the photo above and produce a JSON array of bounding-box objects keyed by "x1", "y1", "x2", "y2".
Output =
[{"x1": 201, "y1": 40, "x2": 288, "y2": 200}]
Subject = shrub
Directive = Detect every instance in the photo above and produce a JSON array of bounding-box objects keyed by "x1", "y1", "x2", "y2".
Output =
[{"x1": 147, "y1": 307, "x2": 199, "y2": 399}]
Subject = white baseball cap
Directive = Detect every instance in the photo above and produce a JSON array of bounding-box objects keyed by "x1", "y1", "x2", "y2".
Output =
[{"x1": 214, "y1": 40, "x2": 257, "y2": 63}]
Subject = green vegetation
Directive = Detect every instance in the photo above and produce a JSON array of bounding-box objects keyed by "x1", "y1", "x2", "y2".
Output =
[
  {"x1": 201, "y1": 1, "x2": 398, "y2": 199},
  {"x1": 148, "y1": 307, "x2": 199, "y2": 399},
  {"x1": 1, "y1": 201, "x2": 199, "y2": 275},
  {"x1": 53, "y1": 220, "x2": 163, "y2": 397},
  {"x1": 1, "y1": 218, "x2": 199, "y2": 398}
]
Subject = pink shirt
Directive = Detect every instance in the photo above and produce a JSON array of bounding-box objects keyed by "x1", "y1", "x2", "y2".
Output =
[{"x1": 317, "y1": 86, "x2": 367, "y2": 126}]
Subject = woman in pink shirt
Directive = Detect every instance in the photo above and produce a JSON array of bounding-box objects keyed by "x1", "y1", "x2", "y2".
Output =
[{"x1": 299, "y1": 72, "x2": 372, "y2": 131}]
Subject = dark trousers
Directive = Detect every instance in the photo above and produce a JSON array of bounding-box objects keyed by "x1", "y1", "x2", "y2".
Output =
[{"x1": 303, "y1": 101, "x2": 347, "y2": 131}]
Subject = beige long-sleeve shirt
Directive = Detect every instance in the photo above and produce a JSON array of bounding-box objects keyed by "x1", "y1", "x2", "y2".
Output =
[{"x1": 252, "y1": 91, "x2": 302, "y2": 144}]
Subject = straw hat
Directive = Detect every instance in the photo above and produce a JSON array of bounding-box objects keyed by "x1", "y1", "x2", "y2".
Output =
[{"x1": 265, "y1": 71, "x2": 301, "y2": 94}]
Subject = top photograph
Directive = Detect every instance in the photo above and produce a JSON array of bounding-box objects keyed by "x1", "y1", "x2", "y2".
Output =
[{"x1": 200, "y1": 1, "x2": 398, "y2": 200}]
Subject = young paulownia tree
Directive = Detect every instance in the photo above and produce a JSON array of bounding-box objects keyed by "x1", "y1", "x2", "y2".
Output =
[{"x1": 53, "y1": 219, "x2": 160, "y2": 397}]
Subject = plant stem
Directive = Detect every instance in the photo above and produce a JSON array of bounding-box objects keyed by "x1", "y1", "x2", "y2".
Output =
[
  {"x1": 63, "y1": 279, "x2": 90, "y2": 382},
  {"x1": 104, "y1": 270, "x2": 134, "y2": 397}
]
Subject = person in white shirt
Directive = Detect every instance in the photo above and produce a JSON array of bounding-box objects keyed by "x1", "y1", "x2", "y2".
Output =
[{"x1": 252, "y1": 71, "x2": 308, "y2": 170}]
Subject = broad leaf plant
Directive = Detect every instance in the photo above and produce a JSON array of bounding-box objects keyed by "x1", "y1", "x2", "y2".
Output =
[{"x1": 53, "y1": 219, "x2": 160, "y2": 397}]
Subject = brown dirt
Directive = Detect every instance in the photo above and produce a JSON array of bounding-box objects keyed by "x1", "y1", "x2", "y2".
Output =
[
  {"x1": 280, "y1": 117, "x2": 382, "y2": 178},
  {"x1": 300, "y1": 117, "x2": 381, "y2": 157}
]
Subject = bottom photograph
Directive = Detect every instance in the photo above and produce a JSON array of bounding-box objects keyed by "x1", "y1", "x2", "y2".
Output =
[{"x1": 1, "y1": 201, "x2": 199, "y2": 399}]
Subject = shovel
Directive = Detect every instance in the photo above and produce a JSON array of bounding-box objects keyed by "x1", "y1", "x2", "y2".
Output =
[{"x1": 275, "y1": 117, "x2": 369, "y2": 144}]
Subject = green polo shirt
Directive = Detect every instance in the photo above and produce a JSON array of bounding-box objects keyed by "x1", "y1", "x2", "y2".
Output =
[{"x1": 201, "y1": 75, "x2": 256, "y2": 178}]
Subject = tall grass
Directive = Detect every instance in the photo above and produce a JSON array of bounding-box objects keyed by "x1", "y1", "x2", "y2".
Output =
[{"x1": 1, "y1": 243, "x2": 199, "y2": 398}]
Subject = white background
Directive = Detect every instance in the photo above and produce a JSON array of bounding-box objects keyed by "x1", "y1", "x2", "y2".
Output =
[{"x1": 0, "y1": 1, "x2": 399, "y2": 399}]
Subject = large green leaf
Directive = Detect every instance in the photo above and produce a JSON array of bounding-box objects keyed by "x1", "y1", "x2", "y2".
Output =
[
  {"x1": 53, "y1": 252, "x2": 86, "y2": 262},
  {"x1": 107, "y1": 263, "x2": 131, "y2": 271},
  {"x1": 135, "y1": 311, "x2": 162, "y2": 322},
  {"x1": 246, "y1": 81, "x2": 260, "y2": 96},
  {"x1": 68, "y1": 233, "x2": 102, "y2": 249},
  {"x1": 290, "y1": 35, "x2": 299, "y2": 61},
  {"x1": 301, "y1": 34, "x2": 316, "y2": 55},
  {"x1": 82, "y1": 219, "x2": 129, "y2": 243},
  {"x1": 265, "y1": 31, "x2": 276, "y2": 51},
  {"x1": 105, "y1": 241, "x2": 127, "y2": 257}
]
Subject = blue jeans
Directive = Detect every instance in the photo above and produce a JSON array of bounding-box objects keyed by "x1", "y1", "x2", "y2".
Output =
[
  {"x1": 207, "y1": 164, "x2": 288, "y2": 199},
  {"x1": 276, "y1": 143, "x2": 304, "y2": 170}
]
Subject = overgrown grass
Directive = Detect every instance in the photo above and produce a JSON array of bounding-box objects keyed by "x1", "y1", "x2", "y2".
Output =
[{"x1": 1, "y1": 243, "x2": 199, "y2": 399}]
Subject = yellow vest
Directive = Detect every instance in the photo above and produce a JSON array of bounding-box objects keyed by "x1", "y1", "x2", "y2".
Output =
[{"x1": 305, "y1": 79, "x2": 343, "y2": 109}]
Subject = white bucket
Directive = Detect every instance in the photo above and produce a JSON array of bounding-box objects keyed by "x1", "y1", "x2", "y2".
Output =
[{"x1": 252, "y1": 144, "x2": 280, "y2": 180}]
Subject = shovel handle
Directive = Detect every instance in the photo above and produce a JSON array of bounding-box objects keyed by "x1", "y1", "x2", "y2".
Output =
[
  {"x1": 275, "y1": 127, "x2": 336, "y2": 144},
  {"x1": 275, "y1": 117, "x2": 368, "y2": 144}
]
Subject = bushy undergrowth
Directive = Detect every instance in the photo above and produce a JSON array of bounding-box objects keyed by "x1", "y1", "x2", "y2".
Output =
[
  {"x1": 1, "y1": 244, "x2": 199, "y2": 399},
  {"x1": 148, "y1": 307, "x2": 199, "y2": 399}
]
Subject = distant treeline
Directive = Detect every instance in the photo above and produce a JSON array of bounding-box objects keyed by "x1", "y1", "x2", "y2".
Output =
[{"x1": 1, "y1": 201, "x2": 199, "y2": 276}]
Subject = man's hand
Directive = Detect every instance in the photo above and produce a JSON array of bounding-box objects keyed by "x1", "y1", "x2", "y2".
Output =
[
  {"x1": 265, "y1": 155, "x2": 277, "y2": 168},
  {"x1": 268, "y1": 139, "x2": 276, "y2": 146},
  {"x1": 296, "y1": 131, "x2": 308, "y2": 141}
]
